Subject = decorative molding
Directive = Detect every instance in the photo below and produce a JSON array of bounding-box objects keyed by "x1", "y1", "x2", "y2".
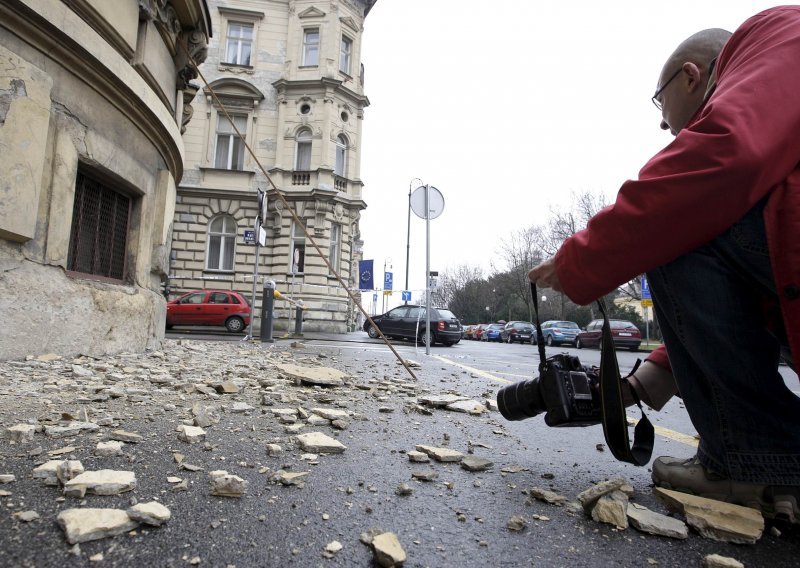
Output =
[
  {"x1": 298, "y1": 6, "x2": 326, "y2": 19},
  {"x1": 176, "y1": 29, "x2": 209, "y2": 90},
  {"x1": 217, "y1": 7, "x2": 264, "y2": 20},
  {"x1": 340, "y1": 16, "x2": 360, "y2": 32},
  {"x1": 181, "y1": 83, "x2": 199, "y2": 134}
]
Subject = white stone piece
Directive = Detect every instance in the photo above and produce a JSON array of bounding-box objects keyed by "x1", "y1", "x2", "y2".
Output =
[
  {"x1": 444, "y1": 400, "x2": 486, "y2": 415},
  {"x1": 177, "y1": 425, "x2": 206, "y2": 444},
  {"x1": 57, "y1": 508, "x2": 138, "y2": 544},
  {"x1": 295, "y1": 432, "x2": 346, "y2": 454},
  {"x1": 415, "y1": 444, "x2": 464, "y2": 463},
  {"x1": 703, "y1": 554, "x2": 745, "y2": 568},
  {"x1": 13, "y1": 510, "x2": 39, "y2": 522},
  {"x1": 406, "y1": 451, "x2": 429, "y2": 463},
  {"x1": 7, "y1": 424, "x2": 36, "y2": 443},
  {"x1": 57, "y1": 461, "x2": 85, "y2": 484},
  {"x1": 591, "y1": 490, "x2": 629, "y2": 529},
  {"x1": 127, "y1": 502, "x2": 171, "y2": 526},
  {"x1": 371, "y1": 532, "x2": 406, "y2": 567},
  {"x1": 265, "y1": 444, "x2": 282, "y2": 456},
  {"x1": 95, "y1": 441, "x2": 124, "y2": 457},
  {"x1": 64, "y1": 470, "x2": 137, "y2": 496},
  {"x1": 0, "y1": 474, "x2": 16, "y2": 483},
  {"x1": 310, "y1": 408, "x2": 349, "y2": 420},
  {"x1": 209, "y1": 471, "x2": 248, "y2": 497},
  {"x1": 275, "y1": 363, "x2": 347, "y2": 386},
  {"x1": 45, "y1": 422, "x2": 99, "y2": 438},
  {"x1": 627, "y1": 502, "x2": 688, "y2": 539}
]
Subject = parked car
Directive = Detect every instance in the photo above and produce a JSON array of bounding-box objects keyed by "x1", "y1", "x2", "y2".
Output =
[
  {"x1": 481, "y1": 323, "x2": 506, "y2": 342},
  {"x1": 500, "y1": 321, "x2": 536, "y2": 344},
  {"x1": 472, "y1": 324, "x2": 490, "y2": 341},
  {"x1": 540, "y1": 320, "x2": 581, "y2": 346},
  {"x1": 166, "y1": 290, "x2": 251, "y2": 333},
  {"x1": 462, "y1": 324, "x2": 476, "y2": 340},
  {"x1": 363, "y1": 305, "x2": 462, "y2": 346},
  {"x1": 575, "y1": 319, "x2": 642, "y2": 351}
]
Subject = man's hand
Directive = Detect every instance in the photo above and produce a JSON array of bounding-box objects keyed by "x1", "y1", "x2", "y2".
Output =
[{"x1": 528, "y1": 257, "x2": 563, "y2": 292}]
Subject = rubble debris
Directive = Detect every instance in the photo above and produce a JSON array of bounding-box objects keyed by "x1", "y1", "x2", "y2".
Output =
[
  {"x1": 265, "y1": 444, "x2": 283, "y2": 456},
  {"x1": 507, "y1": 515, "x2": 528, "y2": 531},
  {"x1": 230, "y1": 402, "x2": 254, "y2": 413},
  {"x1": 406, "y1": 451, "x2": 429, "y2": 463},
  {"x1": 0, "y1": 474, "x2": 16, "y2": 483},
  {"x1": 177, "y1": 425, "x2": 207, "y2": 444},
  {"x1": 398, "y1": 359, "x2": 421, "y2": 368},
  {"x1": 418, "y1": 394, "x2": 469, "y2": 408},
  {"x1": 415, "y1": 445, "x2": 464, "y2": 463},
  {"x1": 370, "y1": 532, "x2": 406, "y2": 567},
  {"x1": 13, "y1": 510, "x2": 39, "y2": 522},
  {"x1": 215, "y1": 381, "x2": 240, "y2": 394},
  {"x1": 64, "y1": 470, "x2": 137, "y2": 497},
  {"x1": 310, "y1": 408, "x2": 349, "y2": 420},
  {"x1": 45, "y1": 422, "x2": 99, "y2": 438},
  {"x1": 500, "y1": 464, "x2": 527, "y2": 474},
  {"x1": 48, "y1": 446, "x2": 78, "y2": 457},
  {"x1": 460, "y1": 456, "x2": 493, "y2": 472},
  {"x1": 95, "y1": 441, "x2": 124, "y2": 457},
  {"x1": 654, "y1": 487, "x2": 764, "y2": 544},
  {"x1": 275, "y1": 470, "x2": 309, "y2": 487},
  {"x1": 444, "y1": 400, "x2": 486, "y2": 415},
  {"x1": 109, "y1": 430, "x2": 143, "y2": 443},
  {"x1": 192, "y1": 404, "x2": 220, "y2": 428},
  {"x1": 411, "y1": 470, "x2": 439, "y2": 482},
  {"x1": 703, "y1": 554, "x2": 745, "y2": 568},
  {"x1": 627, "y1": 503, "x2": 688, "y2": 539},
  {"x1": 57, "y1": 508, "x2": 138, "y2": 544},
  {"x1": 591, "y1": 490, "x2": 629, "y2": 530},
  {"x1": 395, "y1": 483, "x2": 413, "y2": 496},
  {"x1": 56, "y1": 460, "x2": 85, "y2": 484},
  {"x1": 324, "y1": 540, "x2": 343, "y2": 557},
  {"x1": 127, "y1": 502, "x2": 171, "y2": 526},
  {"x1": 524, "y1": 487, "x2": 568, "y2": 506},
  {"x1": 209, "y1": 470, "x2": 248, "y2": 497},
  {"x1": 577, "y1": 478, "x2": 628, "y2": 512},
  {"x1": 7, "y1": 424, "x2": 36, "y2": 443},
  {"x1": 295, "y1": 432, "x2": 346, "y2": 454},
  {"x1": 275, "y1": 363, "x2": 347, "y2": 387}
]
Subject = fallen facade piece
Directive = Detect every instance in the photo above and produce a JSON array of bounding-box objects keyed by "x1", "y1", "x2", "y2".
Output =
[
  {"x1": 627, "y1": 503, "x2": 689, "y2": 539},
  {"x1": 370, "y1": 532, "x2": 406, "y2": 567},
  {"x1": 295, "y1": 432, "x2": 346, "y2": 454},
  {"x1": 64, "y1": 470, "x2": 137, "y2": 497},
  {"x1": 209, "y1": 470, "x2": 248, "y2": 497},
  {"x1": 127, "y1": 502, "x2": 171, "y2": 526},
  {"x1": 415, "y1": 445, "x2": 464, "y2": 463},
  {"x1": 57, "y1": 508, "x2": 138, "y2": 544},
  {"x1": 275, "y1": 364, "x2": 347, "y2": 387}
]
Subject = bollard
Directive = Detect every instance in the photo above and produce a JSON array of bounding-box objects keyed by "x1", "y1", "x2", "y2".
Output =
[
  {"x1": 293, "y1": 301, "x2": 304, "y2": 337},
  {"x1": 260, "y1": 280, "x2": 275, "y2": 343}
]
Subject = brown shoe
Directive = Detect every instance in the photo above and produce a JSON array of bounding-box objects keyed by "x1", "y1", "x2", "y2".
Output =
[{"x1": 652, "y1": 456, "x2": 800, "y2": 523}]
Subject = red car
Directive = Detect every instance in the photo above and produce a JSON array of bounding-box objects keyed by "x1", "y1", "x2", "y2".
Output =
[
  {"x1": 472, "y1": 324, "x2": 490, "y2": 341},
  {"x1": 575, "y1": 319, "x2": 641, "y2": 351},
  {"x1": 166, "y1": 290, "x2": 251, "y2": 333}
]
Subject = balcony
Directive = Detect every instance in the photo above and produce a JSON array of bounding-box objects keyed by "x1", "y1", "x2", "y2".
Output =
[
  {"x1": 268, "y1": 168, "x2": 359, "y2": 197},
  {"x1": 333, "y1": 175, "x2": 347, "y2": 192}
]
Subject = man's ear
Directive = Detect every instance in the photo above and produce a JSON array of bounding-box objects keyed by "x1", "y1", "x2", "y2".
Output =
[{"x1": 682, "y1": 62, "x2": 703, "y2": 93}]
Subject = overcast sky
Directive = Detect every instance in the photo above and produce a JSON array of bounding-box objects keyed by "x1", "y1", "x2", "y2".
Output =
[{"x1": 356, "y1": 1, "x2": 782, "y2": 306}]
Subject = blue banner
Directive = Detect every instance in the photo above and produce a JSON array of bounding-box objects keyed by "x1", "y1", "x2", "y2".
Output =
[{"x1": 359, "y1": 260, "x2": 374, "y2": 290}]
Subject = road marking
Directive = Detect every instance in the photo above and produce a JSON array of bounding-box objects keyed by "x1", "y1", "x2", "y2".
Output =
[
  {"x1": 431, "y1": 355, "x2": 513, "y2": 384},
  {"x1": 627, "y1": 417, "x2": 699, "y2": 448}
]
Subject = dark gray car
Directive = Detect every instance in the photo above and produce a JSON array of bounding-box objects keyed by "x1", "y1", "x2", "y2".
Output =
[{"x1": 364, "y1": 305, "x2": 462, "y2": 346}]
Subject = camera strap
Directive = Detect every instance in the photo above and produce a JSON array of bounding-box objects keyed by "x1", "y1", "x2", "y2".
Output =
[
  {"x1": 596, "y1": 297, "x2": 654, "y2": 466},
  {"x1": 529, "y1": 283, "x2": 548, "y2": 373}
]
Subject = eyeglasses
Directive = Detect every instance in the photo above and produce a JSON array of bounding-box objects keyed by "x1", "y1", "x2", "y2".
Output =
[{"x1": 651, "y1": 67, "x2": 682, "y2": 111}]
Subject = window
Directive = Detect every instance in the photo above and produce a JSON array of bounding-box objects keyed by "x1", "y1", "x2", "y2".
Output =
[
  {"x1": 182, "y1": 292, "x2": 206, "y2": 304},
  {"x1": 329, "y1": 224, "x2": 341, "y2": 273},
  {"x1": 224, "y1": 22, "x2": 253, "y2": 65},
  {"x1": 334, "y1": 134, "x2": 347, "y2": 176},
  {"x1": 302, "y1": 28, "x2": 320, "y2": 66},
  {"x1": 295, "y1": 128, "x2": 312, "y2": 170},
  {"x1": 67, "y1": 170, "x2": 131, "y2": 281},
  {"x1": 214, "y1": 114, "x2": 247, "y2": 170},
  {"x1": 340, "y1": 36, "x2": 352, "y2": 74},
  {"x1": 209, "y1": 292, "x2": 230, "y2": 303},
  {"x1": 207, "y1": 215, "x2": 236, "y2": 271},
  {"x1": 290, "y1": 223, "x2": 306, "y2": 273}
]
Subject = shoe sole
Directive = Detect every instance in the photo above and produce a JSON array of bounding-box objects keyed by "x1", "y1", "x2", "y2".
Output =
[{"x1": 656, "y1": 481, "x2": 800, "y2": 524}]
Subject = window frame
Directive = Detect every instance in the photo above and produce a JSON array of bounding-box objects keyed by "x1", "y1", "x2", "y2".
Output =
[
  {"x1": 302, "y1": 27, "x2": 320, "y2": 66},
  {"x1": 334, "y1": 134, "x2": 347, "y2": 177},
  {"x1": 214, "y1": 113, "x2": 248, "y2": 171},
  {"x1": 217, "y1": 7, "x2": 263, "y2": 70},
  {"x1": 206, "y1": 214, "x2": 237, "y2": 272},
  {"x1": 223, "y1": 21, "x2": 254, "y2": 66},
  {"x1": 295, "y1": 128, "x2": 313, "y2": 171},
  {"x1": 329, "y1": 223, "x2": 341, "y2": 274},
  {"x1": 339, "y1": 35, "x2": 352, "y2": 74},
  {"x1": 289, "y1": 222, "x2": 306, "y2": 274}
]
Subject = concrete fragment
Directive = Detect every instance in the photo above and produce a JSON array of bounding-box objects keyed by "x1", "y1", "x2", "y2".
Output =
[
  {"x1": 371, "y1": 532, "x2": 406, "y2": 567},
  {"x1": 230, "y1": 402, "x2": 254, "y2": 413},
  {"x1": 215, "y1": 381, "x2": 240, "y2": 394},
  {"x1": 395, "y1": 483, "x2": 413, "y2": 496},
  {"x1": 7, "y1": 424, "x2": 36, "y2": 443},
  {"x1": 45, "y1": 422, "x2": 99, "y2": 438},
  {"x1": 407, "y1": 451, "x2": 429, "y2": 463},
  {"x1": 445, "y1": 400, "x2": 486, "y2": 415},
  {"x1": 64, "y1": 470, "x2": 136, "y2": 496},
  {"x1": 590, "y1": 490, "x2": 629, "y2": 529},
  {"x1": 57, "y1": 508, "x2": 138, "y2": 544},
  {"x1": 127, "y1": 502, "x2": 171, "y2": 526},
  {"x1": 13, "y1": 510, "x2": 39, "y2": 522},
  {"x1": 627, "y1": 502, "x2": 688, "y2": 539},
  {"x1": 325, "y1": 540, "x2": 343, "y2": 555},
  {"x1": 177, "y1": 425, "x2": 206, "y2": 444},
  {"x1": 703, "y1": 554, "x2": 745, "y2": 568},
  {"x1": 310, "y1": 407, "x2": 349, "y2": 420},
  {"x1": 275, "y1": 363, "x2": 347, "y2": 387},
  {"x1": 295, "y1": 432, "x2": 346, "y2": 454},
  {"x1": 209, "y1": 470, "x2": 248, "y2": 497},
  {"x1": 109, "y1": 430, "x2": 143, "y2": 443},
  {"x1": 577, "y1": 478, "x2": 627, "y2": 511},
  {"x1": 526, "y1": 487, "x2": 568, "y2": 506},
  {"x1": 275, "y1": 470, "x2": 309, "y2": 487},
  {"x1": 460, "y1": 456, "x2": 493, "y2": 472},
  {"x1": 265, "y1": 444, "x2": 282, "y2": 456},
  {"x1": 33, "y1": 460, "x2": 66, "y2": 480},
  {"x1": 95, "y1": 441, "x2": 124, "y2": 457},
  {"x1": 411, "y1": 470, "x2": 439, "y2": 482},
  {"x1": 192, "y1": 404, "x2": 220, "y2": 428},
  {"x1": 418, "y1": 394, "x2": 469, "y2": 408},
  {"x1": 655, "y1": 487, "x2": 764, "y2": 544},
  {"x1": 0, "y1": 474, "x2": 16, "y2": 483},
  {"x1": 507, "y1": 516, "x2": 528, "y2": 531},
  {"x1": 57, "y1": 461, "x2": 85, "y2": 484},
  {"x1": 71, "y1": 365, "x2": 94, "y2": 377},
  {"x1": 415, "y1": 444, "x2": 464, "y2": 463}
]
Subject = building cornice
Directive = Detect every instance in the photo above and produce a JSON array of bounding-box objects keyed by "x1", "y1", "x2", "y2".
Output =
[{"x1": 272, "y1": 77, "x2": 370, "y2": 108}]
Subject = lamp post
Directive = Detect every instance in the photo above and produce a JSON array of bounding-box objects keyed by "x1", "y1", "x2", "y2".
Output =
[{"x1": 406, "y1": 177, "x2": 423, "y2": 304}]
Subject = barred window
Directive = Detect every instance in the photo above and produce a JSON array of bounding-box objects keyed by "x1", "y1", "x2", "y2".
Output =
[{"x1": 67, "y1": 171, "x2": 130, "y2": 281}]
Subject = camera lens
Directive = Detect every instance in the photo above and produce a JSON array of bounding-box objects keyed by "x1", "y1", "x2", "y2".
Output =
[{"x1": 497, "y1": 377, "x2": 547, "y2": 421}]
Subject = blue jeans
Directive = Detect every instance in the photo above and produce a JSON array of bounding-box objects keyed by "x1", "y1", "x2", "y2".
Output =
[{"x1": 647, "y1": 199, "x2": 800, "y2": 485}]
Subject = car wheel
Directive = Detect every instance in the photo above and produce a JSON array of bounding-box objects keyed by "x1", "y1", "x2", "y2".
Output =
[
  {"x1": 546, "y1": 336, "x2": 554, "y2": 347},
  {"x1": 530, "y1": 335, "x2": 537, "y2": 345},
  {"x1": 367, "y1": 325, "x2": 380, "y2": 339},
  {"x1": 225, "y1": 316, "x2": 245, "y2": 333},
  {"x1": 576, "y1": 338, "x2": 583, "y2": 349},
  {"x1": 418, "y1": 330, "x2": 433, "y2": 346},
  {"x1": 506, "y1": 335, "x2": 512, "y2": 344}
]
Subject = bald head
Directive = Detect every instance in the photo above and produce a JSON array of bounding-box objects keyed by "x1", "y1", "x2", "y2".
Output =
[{"x1": 655, "y1": 28, "x2": 732, "y2": 135}]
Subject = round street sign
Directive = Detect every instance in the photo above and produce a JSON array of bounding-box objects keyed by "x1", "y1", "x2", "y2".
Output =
[{"x1": 410, "y1": 186, "x2": 445, "y2": 220}]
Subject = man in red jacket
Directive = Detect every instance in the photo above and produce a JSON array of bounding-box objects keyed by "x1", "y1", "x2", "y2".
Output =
[{"x1": 529, "y1": 6, "x2": 800, "y2": 523}]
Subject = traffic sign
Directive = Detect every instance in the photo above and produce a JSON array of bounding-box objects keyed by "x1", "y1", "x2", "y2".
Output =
[
  {"x1": 641, "y1": 299, "x2": 653, "y2": 308},
  {"x1": 401, "y1": 291, "x2": 411, "y2": 302},
  {"x1": 641, "y1": 275, "x2": 651, "y2": 300},
  {"x1": 383, "y1": 290, "x2": 392, "y2": 296},
  {"x1": 384, "y1": 271, "x2": 393, "y2": 291},
  {"x1": 243, "y1": 229, "x2": 255, "y2": 244}
]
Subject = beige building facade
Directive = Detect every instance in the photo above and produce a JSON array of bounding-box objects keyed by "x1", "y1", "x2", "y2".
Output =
[
  {"x1": 170, "y1": 0, "x2": 376, "y2": 333},
  {"x1": 0, "y1": 0, "x2": 211, "y2": 360}
]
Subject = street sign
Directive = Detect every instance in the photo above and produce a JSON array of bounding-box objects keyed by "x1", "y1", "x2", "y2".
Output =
[
  {"x1": 383, "y1": 290, "x2": 392, "y2": 296},
  {"x1": 641, "y1": 275, "x2": 651, "y2": 300},
  {"x1": 372, "y1": 293, "x2": 378, "y2": 302},
  {"x1": 410, "y1": 185, "x2": 445, "y2": 220},
  {"x1": 641, "y1": 299, "x2": 653, "y2": 308},
  {"x1": 258, "y1": 227, "x2": 266, "y2": 246},
  {"x1": 384, "y1": 271, "x2": 393, "y2": 290},
  {"x1": 243, "y1": 229, "x2": 255, "y2": 244},
  {"x1": 401, "y1": 291, "x2": 411, "y2": 302}
]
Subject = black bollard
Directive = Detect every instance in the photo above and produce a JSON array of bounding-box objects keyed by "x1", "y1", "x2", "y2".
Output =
[
  {"x1": 293, "y1": 301, "x2": 304, "y2": 337},
  {"x1": 260, "y1": 280, "x2": 275, "y2": 343}
]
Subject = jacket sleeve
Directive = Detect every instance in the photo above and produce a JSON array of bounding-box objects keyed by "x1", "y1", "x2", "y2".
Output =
[{"x1": 554, "y1": 8, "x2": 800, "y2": 305}]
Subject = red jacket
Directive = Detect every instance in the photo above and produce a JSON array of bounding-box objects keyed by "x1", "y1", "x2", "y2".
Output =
[{"x1": 555, "y1": 6, "x2": 800, "y2": 371}]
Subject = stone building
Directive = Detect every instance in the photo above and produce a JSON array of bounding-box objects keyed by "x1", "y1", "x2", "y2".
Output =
[
  {"x1": 0, "y1": 0, "x2": 211, "y2": 360},
  {"x1": 169, "y1": 0, "x2": 376, "y2": 333}
]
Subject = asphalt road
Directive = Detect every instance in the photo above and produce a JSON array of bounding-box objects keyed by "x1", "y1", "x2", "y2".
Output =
[{"x1": 2, "y1": 333, "x2": 799, "y2": 567}]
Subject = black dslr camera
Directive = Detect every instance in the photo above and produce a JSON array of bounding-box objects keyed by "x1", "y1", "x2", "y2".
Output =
[{"x1": 497, "y1": 353, "x2": 602, "y2": 427}]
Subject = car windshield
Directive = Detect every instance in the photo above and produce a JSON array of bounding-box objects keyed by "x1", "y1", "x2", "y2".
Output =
[
  {"x1": 555, "y1": 321, "x2": 579, "y2": 329},
  {"x1": 610, "y1": 320, "x2": 637, "y2": 329}
]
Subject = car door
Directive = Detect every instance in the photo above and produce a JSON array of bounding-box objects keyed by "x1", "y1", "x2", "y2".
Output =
[
  {"x1": 400, "y1": 306, "x2": 425, "y2": 339},
  {"x1": 381, "y1": 306, "x2": 409, "y2": 337},
  {"x1": 170, "y1": 291, "x2": 208, "y2": 324},
  {"x1": 207, "y1": 292, "x2": 233, "y2": 325},
  {"x1": 586, "y1": 320, "x2": 603, "y2": 347}
]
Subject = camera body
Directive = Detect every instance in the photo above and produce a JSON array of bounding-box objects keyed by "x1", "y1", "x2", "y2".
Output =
[{"x1": 497, "y1": 353, "x2": 602, "y2": 427}]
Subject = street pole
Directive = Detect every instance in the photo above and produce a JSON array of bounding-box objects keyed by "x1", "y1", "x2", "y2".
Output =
[
  {"x1": 405, "y1": 181, "x2": 412, "y2": 305},
  {"x1": 425, "y1": 184, "x2": 431, "y2": 356},
  {"x1": 246, "y1": 219, "x2": 260, "y2": 340}
]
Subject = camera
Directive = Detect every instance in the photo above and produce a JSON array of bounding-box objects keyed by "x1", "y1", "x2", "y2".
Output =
[{"x1": 497, "y1": 353, "x2": 602, "y2": 427}]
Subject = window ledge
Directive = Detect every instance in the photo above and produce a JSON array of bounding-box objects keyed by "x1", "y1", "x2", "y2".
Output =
[
  {"x1": 298, "y1": 65, "x2": 319, "y2": 69},
  {"x1": 339, "y1": 71, "x2": 353, "y2": 80},
  {"x1": 203, "y1": 270, "x2": 235, "y2": 275},
  {"x1": 199, "y1": 167, "x2": 256, "y2": 175}
]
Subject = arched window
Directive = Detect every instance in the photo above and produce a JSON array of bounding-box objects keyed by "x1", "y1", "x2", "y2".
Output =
[
  {"x1": 334, "y1": 134, "x2": 348, "y2": 177},
  {"x1": 206, "y1": 215, "x2": 236, "y2": 271},
  {"x1": 295, "y1": 128, "x2": 312, "y2": 170}
]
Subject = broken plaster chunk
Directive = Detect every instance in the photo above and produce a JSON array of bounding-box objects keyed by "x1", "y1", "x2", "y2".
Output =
[
  {"x1": 415, "y1": 444, "x2": 464, "y2": 463},
  {"x1": 57, "y1": 508, "x2": 138, "y2": 544},
  {"x1": 265, "y1": 444, "x2": 283, "y2": 456},
  {"x1": 275, "y1": 363, "x2": 347, "y2": 387},
  {"x1": 411, "y1": 470, "x2": 439, "y2": 482},
  {"x1": 127, "y1": 502, "x2": 171, "y2": 526},
  {"x1": 460, "y1": 456, "x2": 493, "y2": 472},
  {"x1": 64, "y1": 470, "x2": 137, "y2": 496},
  {"x1": 295, "y1": 432, "x2": 346, "y2": 454},
  {"x1": 56, "y1": 461, "x2": 86, "y2": 484},
  {"x1": 526, "y1": 487, "x2": 568, "y2": 506},
  {"x1": 371, "y1": 532, "x2": 406, "y2": 567},
  {"x1": 45, "y1": 422, "x2": 99, "y2": 438},
  {"x1": 95, "y1": 441, "x2": 124, "y2": 457},
  {"x1": 627, "y1": 502, "x2": 688, "y2": 539},
  {"x1": 7, "y1": 424, "x2": 36, "y2": 443},
  {"x1": 177, "y1": 425, "x2": 206, "y2": 444},
  {"x1": 591, "y1": 490, "x2": 629, "y2": 529},
  {"x1": 507, "y1": 515, "x2": 528, "y2": 531},
  {"x1": 310, "y1": 407, "x2": 349, "y2": 420},
  {"x1": 406, "y1": 451, "x2": 429, "y2": 463},
  {"x1": 444, "y1": 400, "x2": 487, "y2": 415},
  {"x1": 275, "y1": 470, "x2": 309, "y2": 487},
  {"x1": 230, "y1": 402, "x2": 254, "y2": 413},
  {"x1": 109, "y1": 430, "x2": 143, "y2": 443},
  {"x1": 209, "y1": 471, "x2": 248, "y2": 497},
  {"x1": 703, "y1": 554, "x2": 745, "y2": 568},
  {"x1": 13, "y1": 510, "x2": 40, "y2": 522},
  {"x1": 0, "y1": 474, "x2": 16, "y2": 484},
  {"x1": 577, "y1": 478, "x2": 628, "y2": 512}
]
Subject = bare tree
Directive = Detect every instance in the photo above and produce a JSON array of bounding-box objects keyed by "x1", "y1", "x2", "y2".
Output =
[
  {"x1": 431, "y1": 264, "x2": 484, "y2": 308},
  {"x1": 497, "y1": 226, "x2": 546, "y2": 321}
]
